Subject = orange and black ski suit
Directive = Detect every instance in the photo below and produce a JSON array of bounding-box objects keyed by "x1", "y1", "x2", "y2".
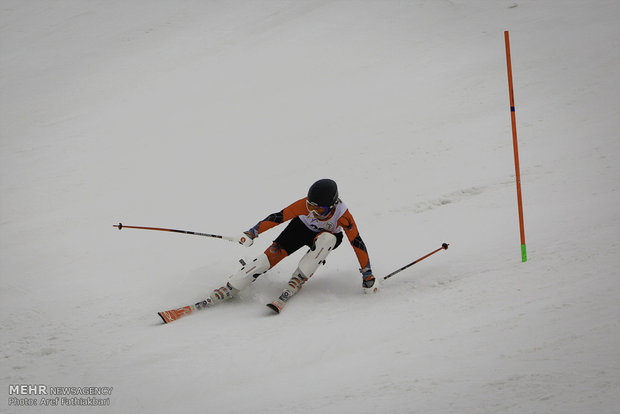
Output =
[{"x1": 247, "y1": 198, "x2": 371, "y2": 274}]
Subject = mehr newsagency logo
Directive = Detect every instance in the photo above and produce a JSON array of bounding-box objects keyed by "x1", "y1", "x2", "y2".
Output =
[{"x1": 8, "y1": 384, "x2": 113, "y2": 408}]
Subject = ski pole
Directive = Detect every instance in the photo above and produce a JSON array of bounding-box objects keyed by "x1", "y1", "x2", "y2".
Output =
[
  {"x1": 383, "y1": 243, "x2": 449, "y2": 281},
  {"x1": 113, "y1": 222, "x2": 237, "y2": 243}
]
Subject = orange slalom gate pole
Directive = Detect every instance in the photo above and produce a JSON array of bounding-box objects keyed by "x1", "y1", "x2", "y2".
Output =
[{"x1": 504, "y1": 30, "x2": 527, "y2": 262}]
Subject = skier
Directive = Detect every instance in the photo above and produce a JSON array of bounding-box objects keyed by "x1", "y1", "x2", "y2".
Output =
[{"x1": 210, "y1": 178, "x2": 378, "y2": 312}]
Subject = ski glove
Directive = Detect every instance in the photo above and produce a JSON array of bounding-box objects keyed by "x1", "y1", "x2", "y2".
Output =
[
  {"x1": 237, "y1": 231, "x2": 256, "y2": 247},
  {"x1": 361, "y1": 267, "x2": 379, "y2": 294}
]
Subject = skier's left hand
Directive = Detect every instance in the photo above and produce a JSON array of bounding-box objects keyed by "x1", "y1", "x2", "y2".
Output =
[{"x1": 362, "y1": 271, "x2": 379, "y2": 294}]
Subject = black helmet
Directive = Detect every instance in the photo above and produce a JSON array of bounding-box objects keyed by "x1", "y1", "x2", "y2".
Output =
[{"x1": 308, "y1": 179, "x2": 339, "y2": 207}]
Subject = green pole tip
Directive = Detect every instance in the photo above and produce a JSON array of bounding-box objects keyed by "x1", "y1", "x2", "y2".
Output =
[{"x1": 521, "y1": 244, "x2": 527, "y2": 262}]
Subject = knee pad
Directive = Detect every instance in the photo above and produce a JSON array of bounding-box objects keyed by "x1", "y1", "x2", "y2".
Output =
[
  {"x1": 298, "y1": 232, "x2": 337, "y2": 278},
  {"x1": 229, "y1": 253, "x2": 271, "y2": 291}
]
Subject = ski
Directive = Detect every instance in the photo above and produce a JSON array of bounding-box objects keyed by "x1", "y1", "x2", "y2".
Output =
[
  {"x1": 158, "y1": 298, "x2": 213, "y2": 324},
  {"x1": 266, "y1": 299, "x2": 285, "y2": 314},
  {"x1": 266, "y1": 288, "x2": 296, "y2": 314}
]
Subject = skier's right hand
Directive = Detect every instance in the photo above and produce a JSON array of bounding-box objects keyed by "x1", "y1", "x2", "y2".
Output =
[{"x1": 237, "y1": 231, "x2": 255, "y2": 247}]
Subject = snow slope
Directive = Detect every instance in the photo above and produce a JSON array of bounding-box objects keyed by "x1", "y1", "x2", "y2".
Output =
[{"x1": 1, "y1": 1, "x2": 619, "y2": 413}]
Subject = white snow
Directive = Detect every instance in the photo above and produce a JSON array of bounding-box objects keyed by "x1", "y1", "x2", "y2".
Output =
[{"x1": 1, "y1": 1, "x2": 619, "y2": 413}]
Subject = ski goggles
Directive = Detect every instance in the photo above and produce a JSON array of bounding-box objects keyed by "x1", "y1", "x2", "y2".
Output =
[{"x1": 306, "y1": 200, "x2": 333, "y2": 217}]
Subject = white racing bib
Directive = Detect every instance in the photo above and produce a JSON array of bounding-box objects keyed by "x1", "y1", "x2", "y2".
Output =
[{"x1": 299, "y1": 201, "x2": 348, "y2": 234}]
